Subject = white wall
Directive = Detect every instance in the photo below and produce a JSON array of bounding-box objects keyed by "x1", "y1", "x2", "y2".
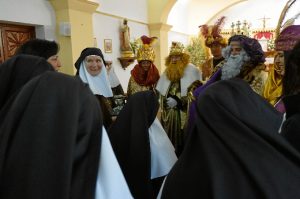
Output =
[
  {"x1": 167, "y1": 0, "x2": 298, "y2": 37},
  {"x1": 211, "y1": 0, "x2": 290, "y2": 30},
  {"x1": 97, "y1": 0, "x2": 148, "y2": 23},
  {"x1": 0, "y1": 0, "x2": 56, "y2": 40},
  {"x1": 93, "y1": 0, "x2": 149, "y2": 92}
]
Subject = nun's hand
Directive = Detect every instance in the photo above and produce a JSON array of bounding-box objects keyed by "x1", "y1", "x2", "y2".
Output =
[{"x1": 166, "y1": 97, "x2": 177, "y2": 108}]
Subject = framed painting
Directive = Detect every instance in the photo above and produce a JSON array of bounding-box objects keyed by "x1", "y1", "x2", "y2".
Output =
[{"x1": 104, "y1": 39, "x2": 112, "y2": 53}]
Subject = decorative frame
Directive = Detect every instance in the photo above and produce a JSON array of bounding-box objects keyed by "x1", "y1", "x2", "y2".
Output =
[{"x1": 104, "y1": 39, "x2": 112, "y2": 53}]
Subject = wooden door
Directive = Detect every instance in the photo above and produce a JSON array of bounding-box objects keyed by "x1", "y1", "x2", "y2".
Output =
[{"x1": 0, "y1": 23, "x2": 35, "y2": 64}]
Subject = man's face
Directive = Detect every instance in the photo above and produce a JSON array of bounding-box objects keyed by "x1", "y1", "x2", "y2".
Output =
[
  {"x1": 85, "y1": 55, "x2": 103, "y2": 76},
  {"x1": 230, "y1": 41, "x2": 242, "y2": 56},
  {"x1": 221, "y1": 46, "x2": 249, "y2": 80},
  {"x1": 139, "y1": 60, "x2": 152, "y2": 71},
  {"x1": 170, "y1": 55, "x2": 181, "y2": 64},
  {"x1": 210, "y1": 43, "x2": 223, "y2": 58},
  {"x1": 47, "y1": 54, "x2": 61, "y2": 71}
]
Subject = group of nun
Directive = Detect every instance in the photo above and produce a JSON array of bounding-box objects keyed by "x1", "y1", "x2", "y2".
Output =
[{"x1": 0, "y1": 37, "x2": 300, "y2": 199}]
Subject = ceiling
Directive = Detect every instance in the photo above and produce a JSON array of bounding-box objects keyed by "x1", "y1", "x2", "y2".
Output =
[{"x1": 167, "y1": 0, "x2": 299, "y2": 35}]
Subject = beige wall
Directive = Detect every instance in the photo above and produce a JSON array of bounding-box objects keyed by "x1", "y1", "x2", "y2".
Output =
[{"x1": 50, "y1": 0, "x2": 98, "y2": 75}]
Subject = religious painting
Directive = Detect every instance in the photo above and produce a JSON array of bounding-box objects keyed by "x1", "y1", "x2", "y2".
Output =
[{"x1": 104, "y1": 39, "x2": 112, "y2": 53}]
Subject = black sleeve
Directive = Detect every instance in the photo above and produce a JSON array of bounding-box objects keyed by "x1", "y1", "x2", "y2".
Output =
[
  {"x1": 281, "y1": 115, "x2": 300, "y2": 153},
  {"x1": 95, "y1": 95, "x2": 113, "y2": 129}
]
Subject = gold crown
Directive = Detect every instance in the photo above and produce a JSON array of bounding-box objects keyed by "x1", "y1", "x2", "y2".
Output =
[
  {"x1": 136, "y1": 35, "x2": 157, "y2": 62},
  {"x1": 137, "y1": 45, "x2": 155, "y2": 62},
  {"x1": 169, "y1": 42, "x2": 185, "y2": 55}
]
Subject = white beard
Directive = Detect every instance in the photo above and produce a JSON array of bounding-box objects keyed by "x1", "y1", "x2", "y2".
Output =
[{"x1": 221, "y1": 49, "x2": 250, "y2": 80}]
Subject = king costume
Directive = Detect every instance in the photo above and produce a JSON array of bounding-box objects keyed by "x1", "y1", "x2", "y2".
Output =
[
  {"x1": 127, "y1": 35, "x2": 160, "y2": 96},
  {"x1": 156, "y1": 42, "x2": 201, "y2": 155}
]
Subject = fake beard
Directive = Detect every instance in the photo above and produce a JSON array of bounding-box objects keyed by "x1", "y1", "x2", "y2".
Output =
[
  {"x1": 165, "y1": 61, "x2": 187, "y2": 82},
  {"x1": 221, "y1": 50, "x2": 250, "y2": 80}
]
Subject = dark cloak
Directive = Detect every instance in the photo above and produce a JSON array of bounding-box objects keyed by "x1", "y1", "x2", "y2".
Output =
[
  {"x1": 161, "y1": 78, "x2": 300, "y2": 199},
  {"x1": 0, "y1": 72, "x2": 102, "y2": 199},
  {"x1": 0, "y1": 54, "x2": 54, "y2": 111},
  {"x1": 108, "y1": 91, "x2": 159, "y2": 199},
  {"x1": 281, "y1": 93, "x2": 300, "y2": 152}
]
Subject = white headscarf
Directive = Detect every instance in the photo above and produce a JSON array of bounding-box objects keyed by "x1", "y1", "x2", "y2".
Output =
[
  {"x1": 107, "y1": 66, "x2": 121, "y2": 88},
  {"x1": 79, "y1": 60, "x2": 113, "y2": 97}
]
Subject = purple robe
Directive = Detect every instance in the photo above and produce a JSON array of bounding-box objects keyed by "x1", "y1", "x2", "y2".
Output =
[
  {"x1": 188, "y1": 68, "x2": 222, "y2": 129},
  {"x1": 274, "y1": 98, "x2": 286, "y2": 113}
]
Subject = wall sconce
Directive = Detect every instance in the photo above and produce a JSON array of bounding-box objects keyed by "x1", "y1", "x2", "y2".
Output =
[
  {"x1": 59, "y1": 22, "x2": 71, "y2": 36},
  {"x1": 118, "y1": 57, "x2": 135, "y2": 70}
]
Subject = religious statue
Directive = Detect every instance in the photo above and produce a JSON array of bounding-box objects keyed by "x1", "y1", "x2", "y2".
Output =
[{"x1": 120, "y1": 19, "x2": 135, "y2": 58}]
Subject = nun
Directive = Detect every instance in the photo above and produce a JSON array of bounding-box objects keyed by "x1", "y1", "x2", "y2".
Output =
[
  {"x1": 109, "y1": 90, "x2": 177, "y2": 199},
  {"x1": 0, "y1": 55, "x2": 133, "y2": 199},
  {"x1": 159, "y1": 78, "x2": 300, "y2": 199},
  {"x1": 75, "y1": 47, "x2": 115, "y2": 129},
  {"x1": 15, "y1": 38, "x2": 62, "y2": 71}
]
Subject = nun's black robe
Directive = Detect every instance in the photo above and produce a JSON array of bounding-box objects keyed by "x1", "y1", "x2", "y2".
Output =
[
  {"x1": 108, "y1": 91, "x2": 160, "y2": 199},
  {"x1": 0, "y1": 70, "x2": 102, "y2": 199},
  {"x1": 161, "y1": 78, "x2": 300, "y2": 199}
]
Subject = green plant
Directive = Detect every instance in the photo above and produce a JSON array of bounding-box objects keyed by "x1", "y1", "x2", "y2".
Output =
[
  {"x1": 185, "y1": 36, "x2": 207, "y2": 67},
  {"x1": 267, "y1": 39, "x2": 275, "y2": 51},
  {"x1": 130, "y1": 38, "x2": 142, "y2": 55}
]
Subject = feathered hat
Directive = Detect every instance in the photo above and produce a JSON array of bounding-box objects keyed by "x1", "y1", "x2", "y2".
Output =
[
  {"x1": 136, "y1": 35, "x2": 158, "y2": 62},
  {"x1": 275, "y1": 0, "x2": 300, "y2": 51},
  {"x1": 200, "y1": 16, "x2": 227, "y2": 48}
]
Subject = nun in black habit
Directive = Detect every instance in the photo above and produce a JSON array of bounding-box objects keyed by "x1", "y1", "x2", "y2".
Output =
[
  {"x1": 0, "y1": 54, "x2": 54, "y2": 122},
  {"x1": 0, "y1": 66, "x2": 103, "y2": 198},
  {"x1": 0, "y1": 55, "x2": 133, "y2": 199},
  {"x1": 159, "y1": 78, "x2": 300, "y2": 199},
  {"x1": 108, "y1": 91, "x2": 177, "y2": 199},
  {"x1": 75, "y1": 47, "x2": 114, "y2": 129}
]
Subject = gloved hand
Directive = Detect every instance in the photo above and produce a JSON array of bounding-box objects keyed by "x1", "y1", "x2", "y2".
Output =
[{"x1": 166, "y1": 97, "x2": 177, "y2": 108}]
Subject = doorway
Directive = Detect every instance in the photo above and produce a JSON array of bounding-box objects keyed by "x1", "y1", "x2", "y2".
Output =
[{"x1": 0, "y1": 23, "x2": 35, "y2": 64}]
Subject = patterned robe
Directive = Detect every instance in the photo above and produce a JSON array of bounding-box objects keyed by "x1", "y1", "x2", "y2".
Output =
[{"x1": 127, "y1": 76, "x2": 155, "y2": 96}]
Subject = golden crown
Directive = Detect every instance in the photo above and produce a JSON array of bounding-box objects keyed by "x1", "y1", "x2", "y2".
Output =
[
  {"x1": 169, "y1": 41, "x2": 185, "y2": 55},
  {"x1": 137, "y1": 35, "x2": 157, "y2": 62}
]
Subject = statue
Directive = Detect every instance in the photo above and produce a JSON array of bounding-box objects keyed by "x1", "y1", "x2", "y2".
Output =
[{"x1": 120, "y1": 19, "x2": 134, "y2": 58}]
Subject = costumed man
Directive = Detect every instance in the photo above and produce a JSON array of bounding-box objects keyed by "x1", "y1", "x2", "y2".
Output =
[
  {"x1": 200, "y1": 16, "x2": 227, "y2": 80},
  {"x1": 156, "y1": 41, "x2": 201, "y2": 155},
  {"x1": 127, "y1": 35, "x2": 160, "y2": 96},
  {"x1": 189, "y1": 35, "x2": 268, "y2": 129},
  {"x1": 264, "y1": 25, "x2": 300, "y2": 113}
]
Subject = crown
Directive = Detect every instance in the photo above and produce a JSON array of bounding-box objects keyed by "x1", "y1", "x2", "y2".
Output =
[
  {"x1": 169, "y1": 41, "x2": 185, "y2": 55},
  {"x1": 136, "y1": 35, "x2": 158, "y2": 62}
]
